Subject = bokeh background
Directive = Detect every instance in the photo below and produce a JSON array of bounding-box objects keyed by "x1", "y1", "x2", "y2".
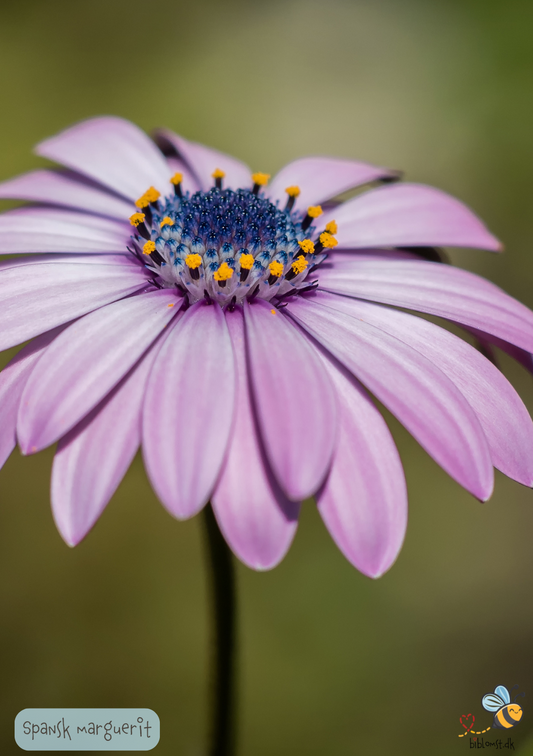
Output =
[{"x1": 1, "y1": 0, "x2": 533, "y2": 753}]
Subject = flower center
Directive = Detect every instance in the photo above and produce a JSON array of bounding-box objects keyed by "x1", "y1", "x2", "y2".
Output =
[{"x1": 128, "y1": 170, "x2": 338, "y2": 307}]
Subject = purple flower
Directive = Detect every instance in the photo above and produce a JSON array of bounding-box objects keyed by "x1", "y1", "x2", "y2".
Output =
[{"x1": 0, "y1": 116, "x2": 532, "y2": 577}]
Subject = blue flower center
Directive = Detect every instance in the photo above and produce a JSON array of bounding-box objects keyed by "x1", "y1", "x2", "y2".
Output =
[{"x1": 128, "y1": 185, "x2": 328, "y2": 307}]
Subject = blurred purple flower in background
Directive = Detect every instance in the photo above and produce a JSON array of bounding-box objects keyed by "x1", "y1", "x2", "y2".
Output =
[{"x1": 0, "y1": 116, "x2": 532, "y2": 577}]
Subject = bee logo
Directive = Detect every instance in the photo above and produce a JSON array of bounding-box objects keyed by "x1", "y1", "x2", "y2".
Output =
[{"x1": 482, "y1": 685, "x2": 524, "y2": 730}]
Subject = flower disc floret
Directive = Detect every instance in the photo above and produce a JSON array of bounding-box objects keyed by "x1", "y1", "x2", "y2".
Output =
[
  {"x1": 129, "y1": 212, "x2": 146, "y2": 227},
  {"x1": 319, "y1": 232, "x2": 338, "y2": 249},
  {"x1": 298, "y1": 239, "x2": 315, "y2": 255},
  {"x1": 214, "y1": 262, "x2": 234, "y2": 282}
]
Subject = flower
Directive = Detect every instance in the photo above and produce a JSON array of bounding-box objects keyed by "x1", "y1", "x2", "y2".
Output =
[{"x1": 1, "y1": 116, "x2": 533, "y2": 577}]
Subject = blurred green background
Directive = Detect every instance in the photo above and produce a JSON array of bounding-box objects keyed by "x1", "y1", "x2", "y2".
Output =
[{"x1": 1, "y1": 0, "x2": 533, "y2": 753}]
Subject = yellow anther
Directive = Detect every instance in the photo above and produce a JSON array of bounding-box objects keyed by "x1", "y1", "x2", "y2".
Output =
[
  {"x1": 271, "y1": 309, "x2": 276, "y2": 315},
  {"x1": 144, "y1": 186, "x2": 161, "y2": 203},
  {"x1": 319, "y1": 232, "x2": 338, "y2": 249},
  {"x1": 143, "y1": 241, "x2": 156, "y2": 255},
  {"x1": 135, "y1": 194, "x2": 150, "y2": 209},
  {"x1": 252, "y1": 172, "x2": 271, "y2": 186},
  {"x1": 239, "y1": 253, "x2": 254, "y2": 270},
  {"x1": 291, "y1": 255, "x2": 309, "y2": 275},
  {"x1": 167, "y1": 303, "x2": 175, "y2": 307},
  {"x1": 212, "y1": 168, "x2": 226, "y2": 179},
  {"x1": 185, "y1": 253, "x2": 203, "y2": 270},
  {"x1": 285, "y1": 185, "x2": 301, "y2": 197},
  {"x1": 298, "y1": 239, "x2": 315, "y2": 255},
  {"x1": 268, "y1": 261, "x2": 284, "y2": 278},
  {"x1": 214, "y1": 262, "x2": 234, "y2": 282},
  {"x1": 135, "y1": 186, "x2": 161, "y2": 208},
  {"x1": 307, "y1": 205, "x2": 323, "y2": 219},
  {"x1": 160, "y1": 216, "x2": 174, "y2": 229},
  {"x1": 325, "y1": 220, "x2": 338, "y2": 235},
  {"x1": 129, "y1": 212, "x2": 146, "y2": 227},
  {"x1": 170, "y1": 172, "x2": 183, "y2": 185}
]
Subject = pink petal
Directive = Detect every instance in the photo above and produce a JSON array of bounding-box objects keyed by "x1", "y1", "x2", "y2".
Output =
[
  {"x1": 0, "y1": 327, "x2": 65, "y2": 468},
  {"x1": 320, "y1": 293, "x2": 533, "y2": 486},
  {"x1": 18, "y1": 289, "x2": 178, "y2": 452},
  {"x1": 267, "y1": 157, "x2": 398, "y2": 211},
  {"x1": 317, "y1": 357, "x2": 407, "y2": 577},
  {"x1": 143, "y1": 301, "x2": 235, "y2": 519},
  {"x1": 51, "y1": 339, "x2": 165, "y2": 546},
  {"x1": 35, "y1": 116, "x2": 174, "y2": 201},
  {"x1": 0, "y1": 169, "x2": 133, "y2": 219},
  {"x1": 462, "y1": 325, "x2": 533, "y2": 380},
  {"x1": 243, "y1": 298, "x2": 337, "y2": 501},
  {"x1": 323, "y1": 183, "x2": 501, "y2": 251},
  {"x1": 211, "y1": 307, "x2": 300, "y2": 570},
  {"x1": 153, "y1": 129, "x2": 251, "y2": 191},
  {"x1": 0, "y1": 260, "x2": 147, "y2": 351},
  {"x1": 0, "y1": 207, "x2": 129, "y2": 254},
  {"x1": 319, "y1": 258, "x2": 533, "y2": 352},
  {"x1": 287, "y1": 294, "x2": 493, "y2": 500}
]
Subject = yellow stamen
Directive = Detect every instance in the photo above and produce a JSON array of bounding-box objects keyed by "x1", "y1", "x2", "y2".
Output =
[
  {"x1": 167, "y1": 303, "x2": 175, "y2": 308},
  {"x1": 319, "y1": 232, "x2": 338, "y2": 249},
  {"x1": 135, "y1": 186, "x2": 161, "y2": 208},
  {"x1": 170, "y1": 172, "x2": 183, "y2": 185},
  {"x1": 291, "y1": 255, "x2": 309, "y2": 275},
  {"x1": 185, "y1": 253, "x2": 202, "y2": 270},
  {"x1": 271, "y1": 309, "x2": 276, "y2": 315},
  {"x1": 268, "y1": 261, "x2": 284, "y2": 278},
  {"x1": 143, "y1": 241, "x2": 156, "y2": 255},
  {"x1": 212, "y1": 168, "x2": 226, "y2": 179},
  {"x1": 214, "y1": 262, "x2": 234, "y2": 282},
  {"x1": 144, "y1": 186, "x2": 160, "y2": 203},
  {"x1": 252, "y1": 172, "x2": 270, "y2": 186},
  {"x1": 129, "y1": 212, "x2": 146, "y2": 227},
  {"x1": 160, "y1": 216, "x2": 174, "y2": 229},
  {"x1": 298, "y1": 239, "x2": 315, "y2": 255},
  {"x1": 239, "y1": 253, "x2": 254, "y2": 270},
  {"x1": 325, "y1": 220, "x2": 338, "y2": 235},
  {"x1": 135, "y1": 194, "x2": 150, "y2": 209},
  {"x1": 307, "y1": 205, "x2": 323, "y2": 219},
  {"x1": 285, "y1": 185, "x2": 301, "y2": 197}
]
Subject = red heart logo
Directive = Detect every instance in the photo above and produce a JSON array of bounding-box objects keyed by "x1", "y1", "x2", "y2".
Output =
[{"x1": 460, "y1": 713, "x2": 475, "y2": 732}]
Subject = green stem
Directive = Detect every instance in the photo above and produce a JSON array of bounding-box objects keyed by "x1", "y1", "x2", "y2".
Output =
[{"x1": 202, "y1": 503, "x2": 237, "y2": 756}]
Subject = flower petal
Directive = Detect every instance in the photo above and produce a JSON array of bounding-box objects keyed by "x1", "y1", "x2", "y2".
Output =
[
  {"x1": 18, "y1": 289, "x2": 178, "y2": 452},
  {"x1": 0, "y1": 253, "x2": 135, "y2": 270},
  {"x1": 322, "y1": 183, "x2": 501, "y2": 251},
  {"x1": 316, "y1": 357, "x2": 407, "y2": 577},
  {"x1": 466, "y1": 326, "x2": 533, "y2": 377},
  {"x1": 0, "y1": 207, "x2": 129, "y2": 254},
  {"x1": 35, "y1": 116, "x2": 174, "y2": 201},
  {"x1": 320, "y1": 292, "x2": 533, "y2": 486},
  {"x1": 0, "y1": 327, "x2": 65, "y2": 469},
  {"x1": 51, "y1": 340, "x2": 164, "y2": 546},
  {"x1": 287, "y1": 294, "x2": 494, "y2": 500},
  {"x1": 267, "y1": 157, "x2": 398, "y2": 210},
  {"x1": 153, "y1": 129, "x2": 252, "y2": 191},
  {"x1": 143, "y1": 301, "x2": 235, "y2": 519},
  {"x1": 319, "y1": 258, "x2": 533, "y2": 352},
  {"x1": 0, "y1": 260, "x2": 147, "y2": 351},
  {"x1": 243, "y1": 298, "x2": 337, "y2": 501},
  {"x1": 0, "y1": 169, "x2": 133, "y2": 219},
  {"x1": 211, "y1": 307, "x2": 300, "y2": 570}
]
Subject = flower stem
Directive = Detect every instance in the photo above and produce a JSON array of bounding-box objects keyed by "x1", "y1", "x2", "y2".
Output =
[{"x1": 202, "y1": 503, "x2": 237, "y2": 756}]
